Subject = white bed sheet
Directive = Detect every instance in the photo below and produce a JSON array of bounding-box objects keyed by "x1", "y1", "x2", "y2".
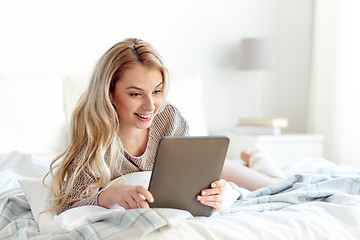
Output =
[
  {"x1": 144, "y1": 199, "x2": 360, "y2": 240},
  {"x1": 1, "y1": 151, "x2": 360, "y2": 240}
]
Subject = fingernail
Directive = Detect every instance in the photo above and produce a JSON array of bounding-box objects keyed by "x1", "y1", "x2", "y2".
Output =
[
  {"x1": 202, "y1": 191, "x2": 206, "y2": 195},
  {"x1": 149, "y1": 198, "x2": 154, "y2": 203},
  {"x1": 211, "y1": 183, "x2": 216, "y2": 188}
]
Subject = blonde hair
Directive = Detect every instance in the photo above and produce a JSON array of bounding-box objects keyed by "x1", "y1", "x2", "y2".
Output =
[{"x1": 44, "y1": 38, "x2": 168, "y2": 212}]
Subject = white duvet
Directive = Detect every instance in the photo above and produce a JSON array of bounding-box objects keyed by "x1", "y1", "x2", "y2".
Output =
[{"x1": 1, "y1": 151, "x2": 360, "y2": 240}]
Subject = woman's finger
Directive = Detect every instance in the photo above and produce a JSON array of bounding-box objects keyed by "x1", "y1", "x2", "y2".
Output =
[
  {"x1": 198, "y1": 199, "x2": 223, "y2": 210},
  {"x1": 136, "y1": 185, "x2": 154, "y2": 203},
  {"x1": 200, "y1": 186, "x2": 224, "y2": 196},
  {"x1": 197, "y1": 194, "x2": 223, "y2": 203},
  {"x1": 118, "y1": 200, "x2": 131, "y2": 210},
  {"x1": 210, "y1": 179, "x2": 226, "y2": 188},
  {"x1": 125, "y1": 195, "x2": 139, "y2": 209},
  {"x1": 131, "y1": 192, "x2": 150, "y2": 208}
]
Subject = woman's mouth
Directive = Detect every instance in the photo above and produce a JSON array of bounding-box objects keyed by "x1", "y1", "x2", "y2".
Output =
[{"x1": 134, "y1": 113, "x2": 153, "y2": 121}]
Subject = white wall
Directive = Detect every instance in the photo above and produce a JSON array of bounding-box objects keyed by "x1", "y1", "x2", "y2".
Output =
[
  {"x1": 0, "y1": 0, "x2": 313, "y2": 134},
  {"x1": 310, "y1": 0, "x2": 360, "y2": 166},
  {"x1": 308, "y1": 0, "x2": 343, "y2": 163}
]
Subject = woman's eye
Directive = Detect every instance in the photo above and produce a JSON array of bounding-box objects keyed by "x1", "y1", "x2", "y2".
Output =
[
  {"x1": 130, "y1": 93, "x2": 141, "y2": 97},
  {"x1": 153, "y1": 90, "x2": 162, "y2": 94}
]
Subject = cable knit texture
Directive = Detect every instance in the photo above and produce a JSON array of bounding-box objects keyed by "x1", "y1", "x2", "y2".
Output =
[{"x1": 60, "y1": 103, "x2": 189, "y2": 213}]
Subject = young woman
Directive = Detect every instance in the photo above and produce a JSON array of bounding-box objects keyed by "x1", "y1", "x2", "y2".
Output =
[{"x1": 47, "y1": 38, "x2": 282, "y2": 214}]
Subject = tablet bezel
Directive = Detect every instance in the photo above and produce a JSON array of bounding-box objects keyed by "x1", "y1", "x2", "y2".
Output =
[{"x1": 148, "y1": 136, "x2": 229, "y2": 216}]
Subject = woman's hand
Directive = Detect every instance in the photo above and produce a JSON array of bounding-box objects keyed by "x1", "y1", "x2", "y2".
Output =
[
  {"x1": 197, "y1": 179, "x2": 226, "y2": 211},
  {"x1": 98, "y1": 183, "x2": 154, "y2": 210}
]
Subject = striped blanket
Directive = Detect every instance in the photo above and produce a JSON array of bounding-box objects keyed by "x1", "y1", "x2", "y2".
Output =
[
  {"x1": 1, "y1": 166, "x2": 360, "y2": 239},
  {"x1": 0, "y1": 188, "x2": 192, "y2": 240},
  {"x1": 222, "y1": 166, "x2": 360, "y2": 214}
]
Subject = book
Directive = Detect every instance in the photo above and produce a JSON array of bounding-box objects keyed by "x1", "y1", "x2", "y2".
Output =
[
  {"x1": 238, "y1": 118, "x2": 289, "y2": 128},
  {"x1": 234, "y1": 125, "x2": 282, "y2": 135}
]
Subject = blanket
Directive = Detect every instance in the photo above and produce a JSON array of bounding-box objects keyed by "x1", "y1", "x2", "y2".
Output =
[
  {"x1": 1, "y1": 166, "x2": 360, "y2": 239},
  {"x1": 223, "y1": 166, "x2": 360, "y2": 213},
  {"x1": 0, "y1": 188, "x2": 192, "y2": 240}
]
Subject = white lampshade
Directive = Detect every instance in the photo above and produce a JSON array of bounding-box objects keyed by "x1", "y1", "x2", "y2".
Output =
[{"x1": 237, "y1": 38, "x2": 277, "y2": 70}]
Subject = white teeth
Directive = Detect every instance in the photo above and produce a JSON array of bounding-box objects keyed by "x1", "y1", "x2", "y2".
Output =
[{"x1": 136, "y1": 113, "x2": 152, "y2": 119}]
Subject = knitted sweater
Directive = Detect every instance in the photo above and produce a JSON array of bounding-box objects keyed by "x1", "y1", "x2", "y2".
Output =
[{"x1": 60, "y1": 103, "x2": 189, "y2": 213}]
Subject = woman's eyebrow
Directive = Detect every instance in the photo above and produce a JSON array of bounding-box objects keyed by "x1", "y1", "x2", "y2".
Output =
[
  {"x1": 155, "y1": 82, "x2": 163, "y2": 89},
  {"x1": 126, "y1": 86, "x2": 144, "y2": 91},
  {"x1": 126, "y1": 82, "x2": 163, "y2": 91}
]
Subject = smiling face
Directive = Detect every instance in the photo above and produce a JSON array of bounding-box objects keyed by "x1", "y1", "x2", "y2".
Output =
[{"x1": 110, "y1": 65, "x2": 164, "y2": 134}]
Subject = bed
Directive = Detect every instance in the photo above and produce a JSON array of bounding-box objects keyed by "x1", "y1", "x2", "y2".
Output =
[{"x1": 1, "y1": 75, "x2": 360, "y2": 239}]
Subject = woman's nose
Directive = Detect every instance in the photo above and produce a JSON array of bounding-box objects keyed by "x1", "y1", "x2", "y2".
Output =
[{"x1": 142, "y1": 95, "x2": 155, "y2": 112}]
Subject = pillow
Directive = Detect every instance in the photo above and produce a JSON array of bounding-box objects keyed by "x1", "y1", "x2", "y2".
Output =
[
  {"x1": 106, "y1": 171, "x2": 151, "y2": 189},
  {"x1": 0, "y1": 75, "x2": 67, "y2": 155},
  {"x1": 62, "y1": 76, "x2": 90, "y2": 144},
  {"x1": 19, "y1": 171, "x2": 239, "y2": 234},
  {"x1": 18, "y1": 178, "x2": 55, "y2": 233}
]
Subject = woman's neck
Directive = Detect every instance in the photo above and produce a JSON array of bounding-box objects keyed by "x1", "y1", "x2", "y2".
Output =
[{"x1": 119, "y1": 127, "x2": 149, "y2": 157}]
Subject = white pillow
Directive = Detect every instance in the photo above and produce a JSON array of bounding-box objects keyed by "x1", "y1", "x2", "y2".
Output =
[
  {"x1": 0, "y1": 75, "x2": 67, "y2": 155},
  {"x1": 19, "y1": 171, "x2": 239, "y2": 234},
  {"x1": 106, "y1": 171, "x2": 151, "y2": 189},
  {"x1": 62, "y1": 76, "x2": 90, "y2": 143},
  {"x1": 18, "y1": 178, "x2": 55, "y2": 233}
]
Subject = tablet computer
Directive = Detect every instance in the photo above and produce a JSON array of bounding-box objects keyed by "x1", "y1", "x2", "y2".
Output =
[{"x1": 148, "y1": 136, "x2": 229, "y2": 216}]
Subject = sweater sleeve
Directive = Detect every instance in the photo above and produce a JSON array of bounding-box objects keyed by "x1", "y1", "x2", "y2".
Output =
[
  {"x1": 59, "y1": 178, "x2": 102, "y2": 214},
  {"x1": 58, "y1": 152, "x2": 103, "y2": 214}
]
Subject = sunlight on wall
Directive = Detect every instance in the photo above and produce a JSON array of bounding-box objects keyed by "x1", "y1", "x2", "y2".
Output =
[{"x1": 338, "y1": 1, "x2": 360, "y2": 166}]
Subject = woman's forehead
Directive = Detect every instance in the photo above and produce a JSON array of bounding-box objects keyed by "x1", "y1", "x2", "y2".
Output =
[{"x1": 115, "y1": 65, "x2": 163, "y2": 88}]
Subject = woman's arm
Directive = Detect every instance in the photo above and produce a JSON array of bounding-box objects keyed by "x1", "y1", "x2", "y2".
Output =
[
  {"x1": 98, "y1": 183, "x2": 154, "y2": 209},
  {"x1": 59, "y1": 171, "x2": 100, "y2": 213}
]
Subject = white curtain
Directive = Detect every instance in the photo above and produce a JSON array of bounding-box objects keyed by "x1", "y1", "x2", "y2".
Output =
[{"x1": 309, "y1": 0, "x2": 360, "y2": 166}]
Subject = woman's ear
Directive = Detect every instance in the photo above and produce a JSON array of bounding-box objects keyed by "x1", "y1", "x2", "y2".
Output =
[{"x1": 109, "y1": 93, "x2": 115, "y2": 105}]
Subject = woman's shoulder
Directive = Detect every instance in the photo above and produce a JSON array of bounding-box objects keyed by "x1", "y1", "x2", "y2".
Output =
[
  {"x1": 160, "y1": 102, "x2": 183, "y2": 117},
  {"x1": 153, "y1": 102, "x2": 189, "y2": 136},
  {"x1": 158, "y1": 102, "x2": 189, "y2": 124}
]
